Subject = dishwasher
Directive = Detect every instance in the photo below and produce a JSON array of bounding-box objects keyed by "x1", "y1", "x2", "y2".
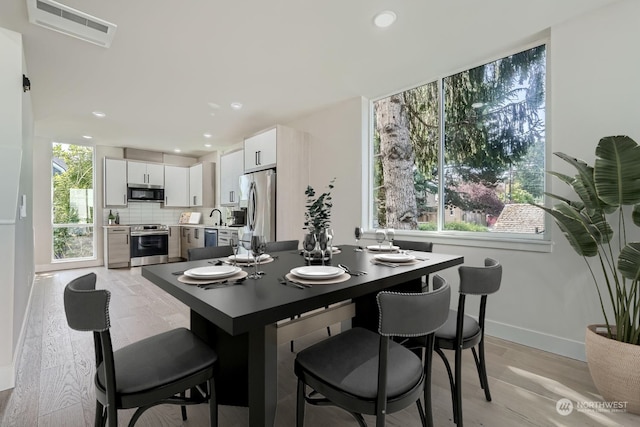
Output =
[{"x1": 204, "y1": 228, "x2": 218, "y2": 247}]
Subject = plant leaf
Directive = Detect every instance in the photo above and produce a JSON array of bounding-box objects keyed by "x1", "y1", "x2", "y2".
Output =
[
  {"x1": 618, "y1": 242, "x2": 640, "y2": 281},
  {"x1": 536, "y1": 203, "x2": 599, "y2": 256},
  {"x1": 553, "y1": 153, "x2": 603, "y2": 214},
  {"x1": 633, "y1": 204, "x2": 640, "y2": 227},
  {"x1": 594, "y1": 135, "x2": 640, "y2": 206}
]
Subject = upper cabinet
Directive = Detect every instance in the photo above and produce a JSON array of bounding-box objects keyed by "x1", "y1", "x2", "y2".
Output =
[
  {"x1": 127, "y1": 161, "x2": 164, "y2": 187},
  {"x1": 244, "y1": 127, "x2": 277, "y2": 173},
  {"x1": 189, "y1": 162, "x2": 215, "y2": 207},
  {"x1": 220, "y1": 150, "x2": 244, "y2": 206},
  {"x1": 104, "y1": 158, "x2": 128, "y2": 207},
  {"x1": 164, "y1": 165, "x2": 190, "y2": 207}
]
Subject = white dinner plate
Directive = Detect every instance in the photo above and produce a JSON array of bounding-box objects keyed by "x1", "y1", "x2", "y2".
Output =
[
  {"x1": 290, "y1": 266, "x2": 345, "y2": 280},
  {"x1": 184, "y1": 265, "x2": 241, "y2": 279},
  {"x1": 228, "y1": 253, "x2": 271, "y2": 263},
  {"x1": 366, "y1": 245, "x2": 400, "y2": 252},
  {"x1": 374, "y1": 253, "x2": 416, "y2": 263}
]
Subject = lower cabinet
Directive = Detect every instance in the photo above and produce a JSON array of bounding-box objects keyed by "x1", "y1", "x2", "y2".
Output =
[
  {"x1": 180, "y1": 226, "x2": 205, "y2": 260},
  {"x1": 168, "y1": 226, "x2": 181, "y2": 261},
  {"x1": 104, "y1": 227, "x2": 130, "y2": 268}
]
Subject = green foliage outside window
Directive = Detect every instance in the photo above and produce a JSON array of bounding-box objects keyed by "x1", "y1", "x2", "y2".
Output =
[{"x1": 52, "y1": 143, "x2": 95, "y2": 260}]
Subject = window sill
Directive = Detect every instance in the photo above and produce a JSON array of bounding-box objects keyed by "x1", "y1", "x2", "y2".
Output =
[{"x1": 362, "y1": 231, "x2": 553, "y2": 253}]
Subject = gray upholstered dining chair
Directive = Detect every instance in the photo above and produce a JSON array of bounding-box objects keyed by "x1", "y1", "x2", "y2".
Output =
[
  {"x1": 394, "y1": 239, "x2": 434, "y2": 290},
  {"x1": 265, "y1": 239, "x2": 299, "y2": 252},
  {"x1": 393, "y1": 239, "x2": 434, "y2": 253},
  {"x1": 188, "y1": 245, "x2": 234, "y2": 261},
  {"x1": 63, "y1": 273, "x2": 219, "y2": 427},
  {"x1": 409, "y1": 258, "x2": 502, "y2": 427},
  {"x1": 294, "y1": 276, "x2": 451, "y2": 427}
]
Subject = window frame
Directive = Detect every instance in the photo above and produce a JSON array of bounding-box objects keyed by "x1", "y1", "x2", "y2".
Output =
[
  {"x1": 51, "y1": 142, "x2": 97, "y2": 263},
  {"x1": 366, "y1": 37, "x2": 552, "y2": 253}
]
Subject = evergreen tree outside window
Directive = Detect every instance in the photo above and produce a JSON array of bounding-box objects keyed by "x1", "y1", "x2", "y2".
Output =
[
  {"x1": 52, "y1": 143, "x2": 96, "y2": 260},
  {"x1": 372, "y1": 44, "x2": 546, "y2": 237}
]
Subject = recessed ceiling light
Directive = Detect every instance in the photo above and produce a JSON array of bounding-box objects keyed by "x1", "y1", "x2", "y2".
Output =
[
  {"x1": 203, "y1": 133, "x2": 212, "y2": 138},
  {"x1": 82, "y1": 135, "x2": 93, "y2": 140},
  {"x1": 230, "y1": 102, "x2": 243, "y2": 110},
  {"x1": 210, "y1": 112, "x2": 216, "y2": 117},
  {"x1": 174, "y1": 149, "x2": 181, "y2": 153},
  {"x1": 92, "y1": 111, "x2": 106, "y2": 118},
  {"x1": 204, "y1": 144, "x2": 212, "y2": 148},
  {"x1": 374, "y1": 10, "x2": 396, "y2": 28},
  {"x1": 208, "y1": 102, "x2": 220, "y2": 109}
]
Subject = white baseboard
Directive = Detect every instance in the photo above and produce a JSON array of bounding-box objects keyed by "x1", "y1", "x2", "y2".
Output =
[
  {"x1": 0, "y1": 274, "x2": 37, "y2": 392},
  {"x1": 485, "y1": 319, "x2": 586, "y2": 362},
  {"x1": 0, "y1": 363, "x2": 15, "y2": 391}
]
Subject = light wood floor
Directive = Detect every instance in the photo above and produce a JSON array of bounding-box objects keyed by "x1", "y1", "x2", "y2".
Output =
[{"x1": 1, "y1": 266, "x2": 638, "y2": 427}]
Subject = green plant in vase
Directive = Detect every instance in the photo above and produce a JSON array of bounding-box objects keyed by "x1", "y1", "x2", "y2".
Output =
[{"x1": 304, "y1": 178, "x2": 335, "y2": 233}]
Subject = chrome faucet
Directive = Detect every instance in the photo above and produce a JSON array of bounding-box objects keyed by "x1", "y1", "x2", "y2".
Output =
[{"x1": 209, "y1": 208, "x2": 222, "y2": 226}]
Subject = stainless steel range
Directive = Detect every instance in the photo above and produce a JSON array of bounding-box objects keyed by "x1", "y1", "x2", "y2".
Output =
[{"x1": 130, "y1": 224, "x2": 169, "y2": 267}]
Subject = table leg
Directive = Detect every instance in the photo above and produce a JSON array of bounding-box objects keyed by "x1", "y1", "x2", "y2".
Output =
[
  {"x1": 248, "y1": 324, "x2": 278, "y2": 427},
  {"x1": 190, "y1": 310, "x2": 278, "y2": 427}
]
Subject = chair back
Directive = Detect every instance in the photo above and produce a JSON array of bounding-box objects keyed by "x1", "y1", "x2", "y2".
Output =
[
  {"x1": 64, "y1": 273, "x2": 110, "y2": 332},
  {"x1": 458, "y1": 258, "x2": 502, "y2": 296},
  {"x1": 265, "y1": 239, "x2": 299, "y2": 252},
  {"x1": 188, "y1": 245, "x2": 234, "y2": 261},
  {"x1": 377, "y1": 276, "x2": 450, "y2": 337},
  {"x1": 393, "y1": 239, "x2": 433, "y2": 252}
]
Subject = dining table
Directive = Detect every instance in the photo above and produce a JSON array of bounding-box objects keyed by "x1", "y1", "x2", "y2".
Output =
[{"x1": 141, "y1": 244, "x2": 463, "y2": 427}]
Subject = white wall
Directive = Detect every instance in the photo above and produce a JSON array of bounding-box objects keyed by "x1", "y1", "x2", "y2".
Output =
[
  {"x1": 0, "y1": 26, "x2": 35, "y2": 391},
  {"x1": 288, "y1": 0, "x2": 640, "y2": 361}
]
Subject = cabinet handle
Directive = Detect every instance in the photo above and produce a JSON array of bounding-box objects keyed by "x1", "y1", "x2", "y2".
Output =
[
  {"x1": 169, "y1": 228, "x2": 172, "y2": 237},
  {"x1": 257, "y1": 150, "x2": 261, "y2": 165},
  {"x1": 123, "y1": 194, "x2": 126, "y2": 204},
  {"x1": 126, "y1": 235, "x2": 129, "y2": 245},
  {"x1": 230, "y1": 191, "x2": 234, "y2": 202},
  {"x1": 193, "y1": 195, "x2": 197, "y2": 205},
  {"x1": 255, "y1": 151, "x2": 258, "y2": 166},
  {"x1": 195, "y1": 229, "x2": 199, "y2": 239}
]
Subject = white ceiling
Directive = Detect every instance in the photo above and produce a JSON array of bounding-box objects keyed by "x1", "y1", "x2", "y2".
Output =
[{"x1": 0, "y1": 0, "x2": 617, "y2": 157}]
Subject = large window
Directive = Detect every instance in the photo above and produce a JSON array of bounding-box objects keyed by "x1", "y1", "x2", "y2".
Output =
[
  {"x1": 372, "y1": 44, "x2": 546, "y2": 238},
  {"x1": 52, "y1": 143, "x2": 95, "y2": 261}
]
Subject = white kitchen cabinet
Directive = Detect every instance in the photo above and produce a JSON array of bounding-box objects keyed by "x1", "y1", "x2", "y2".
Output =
[
  {"x1": 164, "y1": 165, "x2": 190, "y2": 206},
  {"x1": 220, "y1": 150, "x2": 244, "y2": 206},
  {"x1": 189, "y1": 162, "x2": 215, "y2": 207},
  {"x1": 104, "y1": 158, "x2": 128, "y2": 207},
  {"x1": 244, "y1": 127, "x2": 277, "y2": 173},
  {"x1": 127, "y1": 160, "x2": 164, "y2": 187}
]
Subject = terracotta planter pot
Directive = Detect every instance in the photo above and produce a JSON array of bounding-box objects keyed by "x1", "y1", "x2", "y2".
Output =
[{"x1": 585, "y1": 324, "x2": 640, "y2": 414}]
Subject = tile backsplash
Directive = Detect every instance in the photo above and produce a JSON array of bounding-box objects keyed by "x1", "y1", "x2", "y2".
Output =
[{"x1": 103, "y1": 203, "x2": 234, "y2": 226}]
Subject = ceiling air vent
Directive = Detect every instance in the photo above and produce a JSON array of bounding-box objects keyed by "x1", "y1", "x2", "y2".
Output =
[{"x1": 26, "y1": 0, "x2": 117, "y2": 48}]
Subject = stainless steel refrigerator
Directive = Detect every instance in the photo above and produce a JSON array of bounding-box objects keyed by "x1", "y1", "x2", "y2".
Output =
[{"x1": 239, "y1": 169, "x2": 276, "y2": 241}]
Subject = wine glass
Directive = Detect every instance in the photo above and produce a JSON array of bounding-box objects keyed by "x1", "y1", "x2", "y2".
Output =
[
  {"x1": 229, "y1": 235, "x2": 239, "y2": 266},
  {"x1": 354, "y1": 227, "x2": 363, "y2": 251},
  {"x1": 303, "y1": 233, "x2": 317, "y2": 265},
  {"x1": 249, "y1": 235, "x2": 265, "y2": 279},
  {"x1": 318, "y1": 229, "x2": 329, "y2": 266},
  {"x1": 375, "y1": 229, "x2": 387, "y2": 250},
  {"x1": 386, "y1": 228, "x2": 395, "y2": 251}
]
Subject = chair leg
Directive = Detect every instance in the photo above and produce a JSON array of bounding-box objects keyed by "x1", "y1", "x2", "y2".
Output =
[
  {"x1": 454, "y1": 346, "x2": 463, "y2": 427},
  {"x1": 474, "y1": 341, "x2": 492, "y2": 401},
  {"x1": 180, "y1": 391, "x2": 187, "y2": 420},
  {"x1": 296, "y1": 380, "x2": 306, "y2": 427},
  {"x1": 95, "y1": 400, "x2": 106, "y2": 427},
  {"x1": 423, "y1": 336, "x2": 435, "y2": 427},
  {"x1": 416, "y1": 399, "x2": 427, "y2": 427},
  {"x1": 435, "y1": 347, "x2": 458, "y2": 424},
  {"x1": 208, "y1": 378, "x2": 218, "y2": 427},
  {"x1": 107, "y1": 401, "x2": 118, "y2": 427}
]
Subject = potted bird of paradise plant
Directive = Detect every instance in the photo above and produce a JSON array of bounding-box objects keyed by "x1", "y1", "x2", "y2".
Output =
[{"x1": 536, "y1": 135, "x2": 640, "y2": 413}]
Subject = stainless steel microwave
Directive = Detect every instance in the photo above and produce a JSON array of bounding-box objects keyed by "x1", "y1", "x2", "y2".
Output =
[{"x1": 127, "y1": 186, "x2": 164, "y2": 202}]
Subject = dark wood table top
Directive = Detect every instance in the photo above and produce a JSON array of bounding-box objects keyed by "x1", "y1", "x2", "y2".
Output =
[{"x1": 142, "y1": 245, "x2": 463, "y2": 336}]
